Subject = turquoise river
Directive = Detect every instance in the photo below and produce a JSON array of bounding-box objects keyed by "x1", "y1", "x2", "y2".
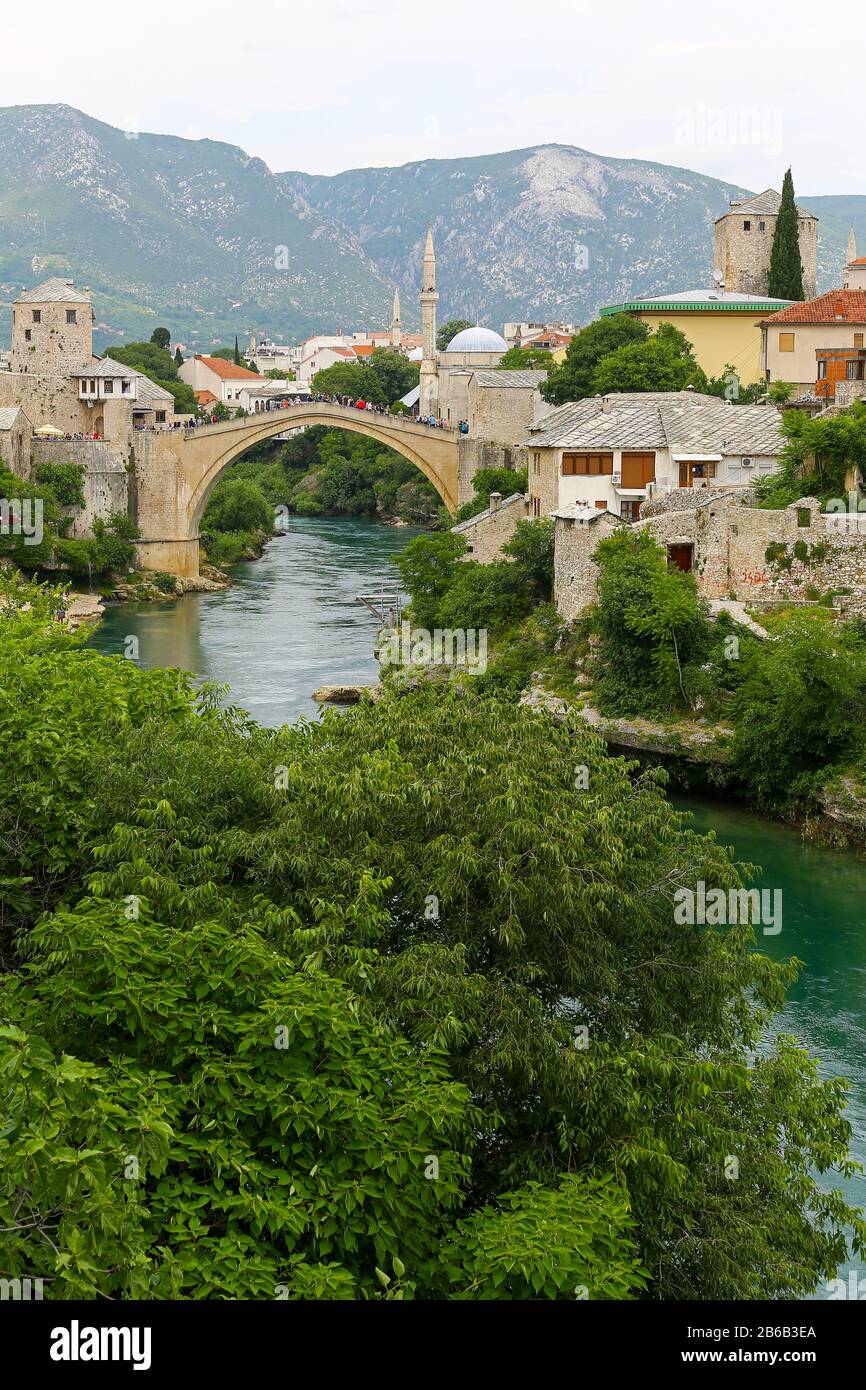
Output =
[{"x1": 89, "y1": 514, "x2": 866, "y2": 1293}]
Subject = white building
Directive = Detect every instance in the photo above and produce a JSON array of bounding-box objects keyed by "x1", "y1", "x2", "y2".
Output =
[
  {"x1": 178, "y1": 353, "x2": 263, "y2": 407},
  {"x1": 525, "y1": 391, "x2": 785, "y2": 521}
]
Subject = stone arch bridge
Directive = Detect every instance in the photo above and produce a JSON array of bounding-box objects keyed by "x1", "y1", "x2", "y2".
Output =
[{"x1": 132, "y1": 403, "x2": 468, "y2": 578}]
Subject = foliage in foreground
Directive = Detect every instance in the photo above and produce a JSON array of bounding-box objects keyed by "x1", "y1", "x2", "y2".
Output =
[{"x1": 0, "y1": 577, "x2": 862, "y2": 1299}]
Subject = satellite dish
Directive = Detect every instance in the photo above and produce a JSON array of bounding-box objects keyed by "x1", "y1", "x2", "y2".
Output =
[{"x1": 712, "y1": 269, "x2": 725, "y2": 288}]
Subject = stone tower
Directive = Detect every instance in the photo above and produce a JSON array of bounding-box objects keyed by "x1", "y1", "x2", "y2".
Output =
[
  {"x1": 390, "y1": 287, "x2": 401, "y2": 348},
  {"x1": 419, "y1": 227, "x2": 439, "y2": 417},
  {"x1": 11, "y1": 277, "x2": 94, "y2": 374},
  {"x1": 713, "y1": 190, "x2": 817, "y2": 300}
]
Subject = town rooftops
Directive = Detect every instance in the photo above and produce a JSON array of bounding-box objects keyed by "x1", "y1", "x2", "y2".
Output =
[
  {"x1": 471, "y1": 370, "x2": 548, "y2": 389},
  {"x1": 760, "y1": 289, "x2": 866, "y2": 325},
  {"x1": 601, "y1": 289, "x2": 792, "y2": 315},
  {"x1": 721, "y1": 188, "x2": 814, "y2": 220},
  {"x1": 16, "y1": 277, "x2": 92, "y2": 304},
  {"x1": 194, "y1": 354, "x2": 261, "y2": 380},
  {"x1": 525, "y1": 391, "x2": 784, "y2": 457}
]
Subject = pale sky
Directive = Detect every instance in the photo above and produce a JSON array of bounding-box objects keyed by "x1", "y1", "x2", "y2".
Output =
[{"x1": 1, "y1": 0, "x2": 863, "y2": 194}]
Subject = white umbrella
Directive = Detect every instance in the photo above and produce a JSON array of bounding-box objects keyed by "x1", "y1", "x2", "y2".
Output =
[{"x1": 34, "y1": 424, "x2": 64, "y2": 437}]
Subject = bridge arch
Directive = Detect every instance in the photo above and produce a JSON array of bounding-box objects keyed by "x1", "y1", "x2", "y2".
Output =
[
  {"x1": 134, "y1": 402, "x2": 461, "y2": 578},
  {"x1": 187, "y1": 405, "x2": 459, "y2": 533}
]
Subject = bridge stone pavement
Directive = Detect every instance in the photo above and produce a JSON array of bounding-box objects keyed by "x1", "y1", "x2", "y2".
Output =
[{"x1": 131, "y1": 403, "x2": 464, "y2": 578}]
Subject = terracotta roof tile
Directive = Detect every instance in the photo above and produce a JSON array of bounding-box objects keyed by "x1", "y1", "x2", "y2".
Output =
[
  {"x1": 761, "y1": 290, "x2": 866, "y2": 325},
  {"x1": 195, "y1": 354, "x2": 260, "y2": 380}
]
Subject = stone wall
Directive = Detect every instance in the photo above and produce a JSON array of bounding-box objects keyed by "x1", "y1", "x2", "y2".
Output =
[
  {"x1": 714, "y1": 210, "x2": 817, "y2": 299},
  {"x1": 0, "y1": 411, "x2": 33, "y2": 478},
  {"x1": 453, "y1": 492, "x2": 528, "y2": 562},
  {"x1": 554, "y1": 511, "x2": 624, "y2": 619},
  {"x1": 31, "y1": 438, "x2": 130, "y2": 539},
  {"x1": 0, "y1": 372, "x2": 92, "y2": 434},
  {"x1": 467, "y1": 378, "x2": 544, "y2": 445},
  {"x1": 457, "y1": 436, "x2": 529, "y2": 504},
  {"x1": 11, "y1": 297, "x2": 93, "y2": 374}
]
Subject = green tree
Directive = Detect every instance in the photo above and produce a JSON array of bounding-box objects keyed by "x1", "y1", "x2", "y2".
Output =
[
  {"x1": 370, "y1": 348, "x2": 419, "y2": 404},
  {"x1": 768, "y1": 169, "x2": 805, "y2": 301},
  {"x1": 732, "y1": 610, "x2": 866, "y2": 801},
  {"x1": 311, "y1": 361, "x2": 387, "y2": 404},
  {"x1": 496, "y1": 346, "x2": 554, "y2": 371},
  {"x1": 0, "y1": 589, "x2": 861, "y2": 1300},
  {"x1": 265, "y1": 367, "x2": 295, "y2": 381},
  {"x1": 591, "y1": 324, "x2": 708, "y2": 396},
  {"x1": 591, "y1": 528, "x2": 713, "y2": 715},
  {"x1": 502, "y1": 517, "x2": 555, "y2": 603},
  {"x1": 150, "y1": 327, "x2": 171, "y2": 350},
  {"x1": 103, "y1": 343, "x2": 197, "y2": 415},
  {"x1": 437, "y1": 319, "x2": 473, "y2": 352},
  {"x1": 202, "y1": 478, "x2": 272, "y2": 535},
  {"x1": 454, "y1": 466, "x2": 528, "y2": 523},
  {"x1": 392, "y1": 530, "x2": 467, "y2": 627},
  {"x1": 541, "y1": 315, "x2": 648, "y2": 404},
  {"x1": 174, "y1": 347, "x2": 184, "y2": 368}
]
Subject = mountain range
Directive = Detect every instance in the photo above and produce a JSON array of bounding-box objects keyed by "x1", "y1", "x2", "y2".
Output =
[{"x1": 0, "y1": 104, "x2": 864, "y2": 353}]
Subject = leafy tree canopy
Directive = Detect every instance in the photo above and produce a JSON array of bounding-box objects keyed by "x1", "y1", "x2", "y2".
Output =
[
  {"x1": 150, "y1": 327, "x2": 171, "y2": 350},
  {"x1": 541, "y1": 315, "x2": 648, "y2": 404},
  {"x1": 496, "y1": 346, "x2": 554, "y2": 371},
  {"x1": 0, "y1": 586, "x2": 860, "y2": 1299},
  {"x1": 591, "y1": 323, "x2": 708, "y2": 396}
]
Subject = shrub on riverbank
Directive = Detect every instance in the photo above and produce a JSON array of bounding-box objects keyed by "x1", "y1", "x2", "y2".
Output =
[{"x1": 1, "y1": 574, "x2": 861, "y2": 1301}]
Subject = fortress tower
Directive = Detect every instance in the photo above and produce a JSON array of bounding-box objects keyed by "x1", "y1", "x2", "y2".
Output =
[
  {"x1": 419, "y1": 227, "x2": 440, "y2": 417},
  {"x1": 11, "y1": 277, "x2": 94, "y2": 374},
  {"x1": 713, "y1": 190, "x2": 817, "y2": 300}
]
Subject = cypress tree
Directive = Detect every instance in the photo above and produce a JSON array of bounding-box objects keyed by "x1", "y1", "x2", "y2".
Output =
[
  {"x1": 768, "y1": 168, "x2": 805, "y2": 300},
  {"x1": 233, "y1": 335, "x2": 241, "y2": 366},
  {"x1": 174, "y1": 347, "x2": 183, "y2": 368}
]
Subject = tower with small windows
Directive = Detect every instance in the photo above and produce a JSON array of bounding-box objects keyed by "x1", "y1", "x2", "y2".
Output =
[
  {"x1": 10, "y1": 277, "x2": 94, "y2": 374},
  {"x1": 713, "y1": 190, "x2": 817, "y2": 300}
]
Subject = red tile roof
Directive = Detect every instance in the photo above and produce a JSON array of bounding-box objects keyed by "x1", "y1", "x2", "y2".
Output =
[
  {"x1": 353, "y1": 344, "x2": 375, "y2": 357},
  {"x1": 195, "y1": 389, "x2": 218, "y2": 404},
  {"x1": 850, "y1": 257, "x2": 866, "y2": 266},
  {"x1": 195, "y1": 354, "x2": 260, "y2": 380},
  {"x1": 761, "y1": 289, "x2": 866, "y2": 325}
]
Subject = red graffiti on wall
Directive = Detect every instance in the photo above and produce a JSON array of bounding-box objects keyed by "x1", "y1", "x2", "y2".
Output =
[{"x1": 740, "y1": 569, "x2": 768, "y2": 585}]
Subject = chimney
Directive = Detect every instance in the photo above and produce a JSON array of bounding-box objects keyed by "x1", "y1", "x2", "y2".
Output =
[
  {"x1": 602, "y1": 396, "x2": 611, "y2": 413},
  {"x1": 489, "y1": 491, "x2": 502, "y2": 512}
]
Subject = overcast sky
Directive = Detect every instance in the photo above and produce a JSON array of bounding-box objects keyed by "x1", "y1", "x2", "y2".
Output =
[{"x1": 1, "y1": 0, "x2": 862, "y2": 194}]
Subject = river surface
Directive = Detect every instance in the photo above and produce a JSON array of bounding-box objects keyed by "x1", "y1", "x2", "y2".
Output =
[
  {"x1": 90, "y1": 515, "x2": 421, "y2": 726},
  {"x1": 89, "y1": 516, "x2": 866, "y2": 1291}
]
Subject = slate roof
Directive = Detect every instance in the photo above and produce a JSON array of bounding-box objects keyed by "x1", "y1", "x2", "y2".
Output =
[
  {"x1": 16, "y1": 278, "x2": 92, "y2": 304},
  {"x1": 0, "y1": 406, "x2": 28, "y2": 430},
  {"x1": 452, "y1": 492, "x2": 525, "y2": 532},
  {"x1": 472, "y1": 370, "x2": 548, "y2": 389},
  {"x1": 724, "y1": 188, "x2": 814, "y2": 219},
  {"x1": 760, "y1": 289, "x2": 866, "y2": 325},
  {"x1": 70, "y1": 358, "x2": 137, "y2": 379},
  {"x1": 526, "y1": 392, "x2": 784, "y2": 457}
]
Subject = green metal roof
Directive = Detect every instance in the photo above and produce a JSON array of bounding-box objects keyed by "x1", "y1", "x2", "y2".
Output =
[{"x1": 600, "y1": 295, "x2": 790, "y2": 316}]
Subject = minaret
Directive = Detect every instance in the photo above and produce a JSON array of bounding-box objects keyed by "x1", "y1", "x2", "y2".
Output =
[
  {"x1": 419, "y1": 227, "x2": 439, "y2": 417},
  {"x1": 847, "y1": 227, "x2": 858, "y2": 266},
  {"x1": 390, "y1": 287, "x2": 401, "y2": 348}
]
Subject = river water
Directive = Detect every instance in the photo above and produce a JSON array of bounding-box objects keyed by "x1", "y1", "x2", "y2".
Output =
[
  {"x1": 89, "y1": 516, "x2": 866, "y2": 1290},
  {"x1": 91, "y1": 515, "x2": 421, "y2": 725}
]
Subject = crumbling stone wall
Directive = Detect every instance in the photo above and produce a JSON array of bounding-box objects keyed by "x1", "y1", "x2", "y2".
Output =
[{"x1": 30, "y1": 438, "x2": 130, "y2": 539}]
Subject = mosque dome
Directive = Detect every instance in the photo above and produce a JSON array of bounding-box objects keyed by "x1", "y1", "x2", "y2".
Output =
[
  {"x1": 445, "y1": 325, "x2": 508, "y2": 353},
  {"x1": 407, "y1": 345, "x2": 423, "y2": 361}
]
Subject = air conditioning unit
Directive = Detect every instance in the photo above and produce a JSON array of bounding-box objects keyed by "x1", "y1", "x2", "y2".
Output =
[{"x1": 741, "y1": 458, "x2": 754, "y2": 468}]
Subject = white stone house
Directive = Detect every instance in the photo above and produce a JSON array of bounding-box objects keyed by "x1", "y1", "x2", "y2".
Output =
[
  {"x1": 178, "y1": 354, "x2": 262, "y2": 406},
  {"x1": 525, "y1": 391, "x2": 785, "y2": 522}
]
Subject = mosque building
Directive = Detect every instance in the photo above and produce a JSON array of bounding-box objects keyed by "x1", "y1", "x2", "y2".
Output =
[{"x1": 418, "y1": 228, "x2": 508, "y2": 423}]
